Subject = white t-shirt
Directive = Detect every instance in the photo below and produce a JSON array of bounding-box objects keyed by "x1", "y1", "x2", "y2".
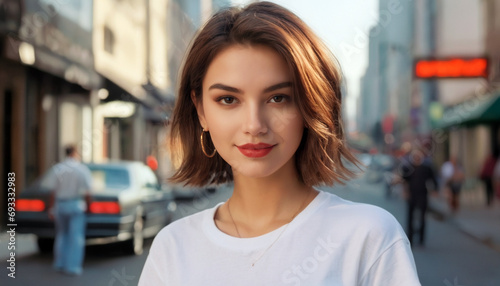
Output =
[
  {"x1": 41, "y1": 158, "x2": 92, "y2": 200},
  {"x1": 139, "y1": 190, "x2": 421, "y2": 286}
]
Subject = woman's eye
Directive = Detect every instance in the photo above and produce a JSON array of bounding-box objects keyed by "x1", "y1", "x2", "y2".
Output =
[
  {"x1": 269, "y1": 95, "x2": 288, "y2": 103},
  {"x1": 217, "y1": 96, "x2": 236, "y2": 105}
]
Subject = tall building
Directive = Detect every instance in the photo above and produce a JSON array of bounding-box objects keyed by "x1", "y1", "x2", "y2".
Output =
[
  {"x1": 360, "y1": 0, "x2": 500, "y2": 189},
  {"x1": 358, "y1": 0, "x2": 414, "y2": 151},
  {"x1": 434, "y1": 0, "x2": 500, "y2": 178}
]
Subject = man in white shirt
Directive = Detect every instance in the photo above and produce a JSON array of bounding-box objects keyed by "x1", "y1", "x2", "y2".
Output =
[{"x1": 43, "y1": 145, "x2": 92, "y2": 276}]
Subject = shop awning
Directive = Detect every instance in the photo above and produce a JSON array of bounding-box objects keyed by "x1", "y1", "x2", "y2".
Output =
[{"x1": 437, "y1": 92, "x2": 500, "y2": 129}]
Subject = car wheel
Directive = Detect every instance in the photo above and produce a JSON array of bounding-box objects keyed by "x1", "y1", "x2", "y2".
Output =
[
  {"x1": 37, "y1": 238, "x2": 54, "y2": 253},
  {"x1": 125, "y1": 212, "x2": 144, "y2": 255}
]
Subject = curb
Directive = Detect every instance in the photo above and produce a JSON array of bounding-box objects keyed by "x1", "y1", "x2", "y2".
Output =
[
  {"x1": 428, "y1": 197, "x2": 500, "y2": 252},
  {"x1": 453, "y1": 219, "x2": 500, "y2": 252}
]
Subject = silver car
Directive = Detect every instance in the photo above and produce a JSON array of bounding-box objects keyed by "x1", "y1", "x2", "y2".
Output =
[{"x1": 16, "y1": 161, "x2": 176, "y2": 255}]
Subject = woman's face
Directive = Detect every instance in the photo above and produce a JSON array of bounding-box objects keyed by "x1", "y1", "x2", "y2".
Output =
[{"x1": 196, "y1": 44, "x2": 304, "y2": 179}]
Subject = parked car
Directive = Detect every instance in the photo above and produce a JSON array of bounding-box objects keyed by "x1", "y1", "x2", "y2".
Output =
[{"x1": 16, "y1": 161, "x2": 177, "y2": 255}]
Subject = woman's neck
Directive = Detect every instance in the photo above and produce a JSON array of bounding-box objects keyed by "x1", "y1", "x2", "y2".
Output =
[
  {"x1": 224, "y1": 161, "x2": 316, "y2": 237},
  {"x1": 232, "y1": 176, "x2": 303, "y2": 212}
]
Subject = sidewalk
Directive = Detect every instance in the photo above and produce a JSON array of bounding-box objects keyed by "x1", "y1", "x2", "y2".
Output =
[
  {"x1": 429, "y1": 191, "x2": 500, "y2": 252},
  {"x1": 0, "y1": 232, "x2": 38, "y2": 260}
]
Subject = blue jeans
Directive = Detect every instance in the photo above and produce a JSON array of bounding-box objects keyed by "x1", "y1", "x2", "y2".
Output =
[{"x1": 53, "y1": 199, "x2": 86, "y2": 274}]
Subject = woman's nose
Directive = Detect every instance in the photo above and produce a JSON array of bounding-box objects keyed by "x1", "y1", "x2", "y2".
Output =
[{"x1": 242, "y1": 104, "x2": 268, "y2": 136}]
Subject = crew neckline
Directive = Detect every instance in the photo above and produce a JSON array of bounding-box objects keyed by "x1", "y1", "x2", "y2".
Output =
[{"x1": 203, "y1": 189, "x2": 328, "y2": 252}]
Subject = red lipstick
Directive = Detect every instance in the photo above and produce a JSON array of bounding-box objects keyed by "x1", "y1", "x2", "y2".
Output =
[{"x1": 236, "y1": 143, "x2": 275, "y2": 158}]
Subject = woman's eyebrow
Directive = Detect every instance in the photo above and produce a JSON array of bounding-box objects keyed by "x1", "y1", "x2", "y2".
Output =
[
  {"x1": 263, "y1": 82, "x2": 292, "y2": 93},
  {"x1": 208, "y1": 83, "x2": 242, "y2": 93},
  {"x1": 208, "y1": 82, "x2": 292, "y2": 94}
]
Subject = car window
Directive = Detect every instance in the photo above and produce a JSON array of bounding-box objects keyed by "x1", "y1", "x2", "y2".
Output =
[{"x1": 88, "y1": 166, "x2": 131, "y2": 192}]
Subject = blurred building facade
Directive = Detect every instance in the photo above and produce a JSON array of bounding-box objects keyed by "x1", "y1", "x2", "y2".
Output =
[
  {"x1": 0, "y1": 0, "x2": 100, "y2": 226},
  {"x1": 358, "y1": 0, "x2": 500, "y2": 184},
  {"x1": 358, "y1": 0, "x2": 414, "y2": 152},
  {"x1": 92, "y1": 0, "x2": 231, "y2": 182},
  {"x1": 431, "y1": 0, "x2": 496, "y2": 181},
  {"x1": 1, "y1": 0, "x2": 99, "y2": 202},
  {"x1": 92, "y1": 0, "x2": 174, "y2": 178},
  {"x1": 0, "y1": 0, "x2": 231, "y2": 227}
]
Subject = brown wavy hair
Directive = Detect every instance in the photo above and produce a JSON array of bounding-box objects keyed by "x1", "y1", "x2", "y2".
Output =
[{"x1": 168, "y1": 1, "x2": 358, "y2": 186}]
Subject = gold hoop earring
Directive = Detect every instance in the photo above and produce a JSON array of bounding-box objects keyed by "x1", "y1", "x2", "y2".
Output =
[{"x1": 201, "y1": 130, "x2": 217, "y2": 158}]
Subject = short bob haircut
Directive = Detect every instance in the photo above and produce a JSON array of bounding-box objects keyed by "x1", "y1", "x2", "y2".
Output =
[{"x1": 168, "y1": 1, "x2": 358, "y2": 187}]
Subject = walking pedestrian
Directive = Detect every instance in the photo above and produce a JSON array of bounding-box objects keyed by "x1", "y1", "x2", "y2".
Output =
[
  {"x1": 43, "y1": 145, "x2": 92, "y2": 276},
  {"x1": 441, "y1": 156, "x2": 465, "y2": 213},
  {"x1": 480, "y1": 154, "x2": 498, "y2": 206},
  {"x1": 139, "y1": 2, "x2": 420, "y2": 285},
  {"x1": 402, "y1": 151, "x2": 438, "y2": 246}
]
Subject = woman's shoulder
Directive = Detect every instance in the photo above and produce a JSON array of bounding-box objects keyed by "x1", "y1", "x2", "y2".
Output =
[
  {"x1": 316, "y1": 191, "x2": 405, "y2": 237},
  {"x1": 320, "y1": 190, "x2": 394, "y2": 215}
]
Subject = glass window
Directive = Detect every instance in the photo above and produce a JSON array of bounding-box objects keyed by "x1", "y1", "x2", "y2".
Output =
[{"x1": 88, "y1": 166, "x2": 131, "y2": 192}]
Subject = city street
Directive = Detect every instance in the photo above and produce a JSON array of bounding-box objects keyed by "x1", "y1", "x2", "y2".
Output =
[
  {"x1": 2, "y1": 179, "x2": 500, "y2": 286},
  {"x1": 328, "y1": 179, "x2": 500, "y2": 286},
  {"x1": 1, "y1": 1, "x2": 499, "y2": 285}
]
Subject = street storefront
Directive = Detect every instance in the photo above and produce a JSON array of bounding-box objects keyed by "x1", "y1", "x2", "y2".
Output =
[
  {"x1": 0, "y1": 0, "x2": 99, "y2": 227},
  {"x1": 435, "y1": 92, "x2": 500, "y2": 196}
]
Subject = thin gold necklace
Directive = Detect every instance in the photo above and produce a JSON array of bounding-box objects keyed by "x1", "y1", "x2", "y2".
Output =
[{"x1": 227, "y1": 190, "x2": 312, "y2": 267}]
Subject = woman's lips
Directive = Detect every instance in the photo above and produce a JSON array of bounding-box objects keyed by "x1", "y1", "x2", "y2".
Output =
[{"x1": 236, "y1": 143, "x2": 275, "y2": 158}]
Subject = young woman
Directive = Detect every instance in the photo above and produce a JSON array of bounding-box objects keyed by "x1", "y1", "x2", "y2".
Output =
[{"x1": 139, "y1": 2, "x2": 420, "y2": 285}]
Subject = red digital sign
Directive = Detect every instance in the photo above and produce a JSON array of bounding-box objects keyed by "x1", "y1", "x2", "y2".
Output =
[{"x1": 415, "y1": 58, "x2": 488, "y2": 79}]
